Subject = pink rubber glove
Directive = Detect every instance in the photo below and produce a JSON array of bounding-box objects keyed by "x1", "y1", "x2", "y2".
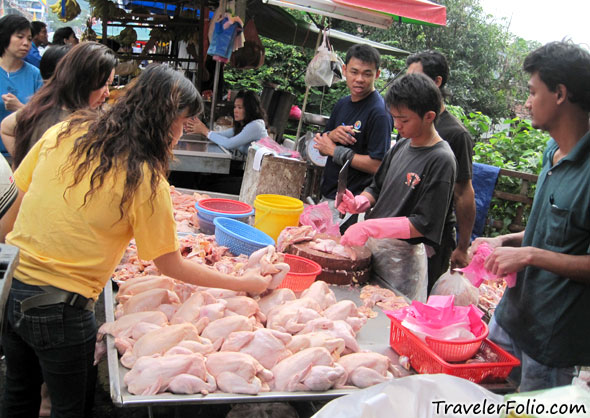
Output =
[
  {"x1": 340, "y1": 217, "x2": 411, "y2": 246},
  {"x1": 337, "y1": 190, "x2": 371, "y2": 214}
]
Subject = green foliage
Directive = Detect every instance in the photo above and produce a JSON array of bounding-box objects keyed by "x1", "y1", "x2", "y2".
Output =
[{"x1": 451, "y1": 108, "x2": 550, "y2": 235}]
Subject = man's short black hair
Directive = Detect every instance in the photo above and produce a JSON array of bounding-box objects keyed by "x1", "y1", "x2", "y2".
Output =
[
  {"x1": 31, "y1": 21, "x2": 47, "y2": 38},
  {"x1": 406, "y1": 50, "x2": 449, "y2": 97},
  {"x1": 0, "y1": 15, "x2": 31, "y2": 57},
  {"x1": 524, "y1": 41, "x2": 590, "y2": 112},
  {"x1": 385, "y1": 73, "x2": 442, "y2": 119},
  {"x1": 345, "y1": 43, "x2": 380, "y2": 70}
]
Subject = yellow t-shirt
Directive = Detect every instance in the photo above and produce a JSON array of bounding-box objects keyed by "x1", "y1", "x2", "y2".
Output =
[{"x1": 6, "y1": 122, "x2": 179, "y2": 299}]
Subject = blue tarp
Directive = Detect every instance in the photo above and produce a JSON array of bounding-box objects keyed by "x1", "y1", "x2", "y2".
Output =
[{"x1": 471, "y1": 162, "x2": 501, "y2": 240}]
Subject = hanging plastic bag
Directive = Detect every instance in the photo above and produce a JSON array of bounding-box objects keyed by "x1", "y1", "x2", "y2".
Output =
[
  {"x1": 230, "y1": 19, "x2": 265, "y2": 69},
  {"x1": 299, "y1": 202, "x2": 341, "y2": 236},
  {"x1": 367, "y1": 238, "x2": 427, "y2": 302},
  {"x1": 431, "y1": 269, "x2": 480, "y2": 307},
  {"x1": 207, "y1": 16, "x2": 242, "y2": 61},
  {"x1": 305, "y1": 30, "x2": 342, "y2": 87}
]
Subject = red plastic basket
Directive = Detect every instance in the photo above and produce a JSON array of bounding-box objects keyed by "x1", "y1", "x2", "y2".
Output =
[
  {"x1": 425, "y1": 321, "x2": 489, "y2": 362},
  {"x1": 388, "y1": 315, "x2": 520, "y2": 384},
  {"x1": 197, "y1": 199, "x2": 253, "y2": 215},
  {"x1": 277, "y1": 254, "x2": 322, "y2": 292}
]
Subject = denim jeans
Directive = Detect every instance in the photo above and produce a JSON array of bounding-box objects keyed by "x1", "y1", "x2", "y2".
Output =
[
  {"x1": 1, "y1": 279, "x2": 98, "y2": 418},
  {"x1": 488, "y1": 316, "x2": 578, "y2": 392}
]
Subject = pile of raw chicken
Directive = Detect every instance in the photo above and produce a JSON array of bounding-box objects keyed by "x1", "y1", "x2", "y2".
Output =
[{"x1": 97, "y1": 197, "x2": 409, "y2": 396}]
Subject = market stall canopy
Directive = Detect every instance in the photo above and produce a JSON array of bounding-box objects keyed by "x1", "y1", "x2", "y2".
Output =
[
  {"x1": 262, "y1": 0, "x2": 446, "y2": 29},
  {"x1": 247, "y1": 0, "x2": 409, "y2": 56}
]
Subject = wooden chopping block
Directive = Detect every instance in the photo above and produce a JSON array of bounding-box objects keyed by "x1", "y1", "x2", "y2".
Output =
[{"x1": 285, "y1": 235, "x2": 371, "y2": 285}]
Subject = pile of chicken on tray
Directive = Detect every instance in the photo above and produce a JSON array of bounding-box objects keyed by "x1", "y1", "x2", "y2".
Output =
[{"x1": 95, "y1": 188, "x2": 410, "y2": 396}]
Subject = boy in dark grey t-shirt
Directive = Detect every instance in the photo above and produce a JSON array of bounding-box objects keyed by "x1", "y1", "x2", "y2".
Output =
[{"x1": 338, "y1": 73, "x2": 456, "y2": 250}]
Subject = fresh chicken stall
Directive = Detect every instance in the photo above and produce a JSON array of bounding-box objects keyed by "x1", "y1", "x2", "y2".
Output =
[{"x1": 96, "y1": 188, "x2": 515, "y2": 414}]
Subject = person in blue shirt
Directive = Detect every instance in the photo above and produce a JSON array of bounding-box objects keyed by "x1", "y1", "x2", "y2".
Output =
[
  {"x1": 0, "y1": 15, "x2": 43, "y2": 158},
  {"x1": 185, "y1": 90, "x2": 268, "y2": 155},
  {"x1": 24, "y1": 21, "x2": 48, "y2": 68}
]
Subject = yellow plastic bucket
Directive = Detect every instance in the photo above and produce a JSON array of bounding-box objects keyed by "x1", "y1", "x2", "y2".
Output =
[{"x1": 254, "y1": 194, "x2": 304, "y2": 241}]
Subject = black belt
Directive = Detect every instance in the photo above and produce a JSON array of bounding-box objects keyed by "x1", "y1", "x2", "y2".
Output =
[{"x1": 20, "y1": 286, "x2": 95, "y2": 313}]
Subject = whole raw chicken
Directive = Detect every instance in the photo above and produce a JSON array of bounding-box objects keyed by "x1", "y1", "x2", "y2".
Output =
[
  {"x1": 120, "y1": 323, "x2": 204, "y2": 368},
  {"x1": 220, "y1": 328, "x2": 293, "y2": 369},
  {"x1": 271, "y1": 347, "x2": 347, "y2": 391},
  {"x1": 206, "y1": 352, "x2": 273, "y2": 395},
  {"x1": 257, "y1": 288, "x2": 296, "y2": 317},
  {"x1": 300, "y1": 281, "x2": 337, "y2": 310},
  {"x1": 337, "y1": 352, "x2": 396, "y2": 388},
  {"x1": 124, "y1": 353, "x2": 216, "y2": 395}
]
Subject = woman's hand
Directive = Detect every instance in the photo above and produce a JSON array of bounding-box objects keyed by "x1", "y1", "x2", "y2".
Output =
[
  {"x1": 470, "y1": 236, "x2": 503, "y2": 254},
  {"x1": 240, "y1": 269, "x2": 271, "y2": 295},
  {"x1": 2, "y1": 94, "x2": 24, "y2": 112},
  {"x1": 185, "y1": 117, "x2": 209, "y2": 136}
]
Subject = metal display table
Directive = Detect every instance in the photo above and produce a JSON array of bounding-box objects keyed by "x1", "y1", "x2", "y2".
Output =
[
  {"x1": 104, "y1": 282, "x2": 399, "y2": 408},
  {"x1": 171, "y1": 134, "x2": 232, "y2": 174}
]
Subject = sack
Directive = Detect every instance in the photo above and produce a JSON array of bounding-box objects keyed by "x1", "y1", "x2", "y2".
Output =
[
  {"x1": 305, "y1": 31, "x2": 344, "y2": 87},
  {"x1": 431, "y1": 269, "x2": 480, "y2": 307},
  {"x1": 367, "y1": 238, "x2": 427, "y2": 302},
  {"x1": 230, "y1": 19, "x2": 265, "y2": 69}
]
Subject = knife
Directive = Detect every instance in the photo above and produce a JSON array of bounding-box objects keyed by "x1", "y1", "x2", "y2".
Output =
[{"x1": 335, "y1": 159, "x2": 351, "y2": 219}]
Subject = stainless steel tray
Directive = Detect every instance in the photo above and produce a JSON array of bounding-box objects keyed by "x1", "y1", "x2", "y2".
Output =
[
  {"x1": 171, "y1": 134, "x2": 232, "y2": 174},
  {"x1": 105, "y1": 282, "x2": 400, "y2": 407}
]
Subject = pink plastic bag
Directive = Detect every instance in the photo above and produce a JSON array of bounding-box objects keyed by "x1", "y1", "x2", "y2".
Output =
[
  {"x1": 458, "y1": 243, "x2": 517, "y2": 288},
  {"x1": 299, "y1": 202, "x2": 341, "y2": 236},
  {"x1": 254, "y1": 137, "x2": 301, "y2": 159},
  {"x1": 386, "y1": 295, "x2": 485, "y2": 342}
]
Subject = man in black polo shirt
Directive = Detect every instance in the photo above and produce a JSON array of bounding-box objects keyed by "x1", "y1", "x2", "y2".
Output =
[
  {"x1": 313, "y1": 44, "x2": 392, "y2": 231},
  {"x1": 473, "y1": 41, "x2": 590, "y2": 391},
  {"x1": 406, "y1": 51, "x2": 476, "y2": 292}
]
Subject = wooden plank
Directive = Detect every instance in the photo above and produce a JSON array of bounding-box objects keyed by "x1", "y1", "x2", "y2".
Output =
[
  {"x1": 498, "y1": 168, "x2": 538, "y2": 182},
  {"x1": 493, "y1": 190, "x2": 534, "y2": 205}
]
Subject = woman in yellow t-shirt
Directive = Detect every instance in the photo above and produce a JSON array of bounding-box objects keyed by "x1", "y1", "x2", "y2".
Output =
[{"x1": 0, "y1": 64, "x2": 270, "y2": 417}]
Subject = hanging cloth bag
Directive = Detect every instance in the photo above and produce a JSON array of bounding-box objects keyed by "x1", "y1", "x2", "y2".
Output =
[{"x1": 230, "y1": 19, "x2": 265, "y2": 69}]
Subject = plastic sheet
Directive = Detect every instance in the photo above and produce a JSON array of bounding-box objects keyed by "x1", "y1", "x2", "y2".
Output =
[
  {"x1": 388, "y1": 295, "x2": 485, "y2": 342},
  {"x1": 312, "y1": 374, "x2": 503, "y2": 418},
  {"x1": 459, "y1": 243, "x2": 517, "y2": 288},
  {"x1": 367, "y1": 238, "x2": 427, "y2": 302},
  {"x1": 299, "y1": 202, "x2": 341, "y2": 236},
  {"x1": 431, "y1": 270, "x2": 479, "y2": 307}
]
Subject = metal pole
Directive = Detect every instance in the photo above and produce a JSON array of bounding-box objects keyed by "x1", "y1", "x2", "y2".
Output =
[
  {"x1": 209, "y1": 60, "x2": 221, "y2": 130},
  {"x1": 294, "y1": 18, "x2": 326, "y2": 149}
]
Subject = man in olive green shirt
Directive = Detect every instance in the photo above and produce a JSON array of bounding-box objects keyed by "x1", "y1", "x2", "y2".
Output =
[{"x1": 473, "y1": 41, "x2": 590, "y2": 391}]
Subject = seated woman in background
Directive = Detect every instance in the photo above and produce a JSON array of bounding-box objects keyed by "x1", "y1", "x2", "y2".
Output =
[
  {"x1": 1, "y1": 42, "x2": 117, "y2": 168},
  {"x1": 186, "y1": 90, "x2": 268, "y2": 155},
  {"x1": 52, "y1": 26, "x2": 79, "y2": 46}
]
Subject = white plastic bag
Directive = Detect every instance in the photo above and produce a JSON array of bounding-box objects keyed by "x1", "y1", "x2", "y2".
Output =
[
  {"x1": 305, "y1": 31, "x2": 344, "y2": 87},
  {"x1": 431, "y1": 269, "x2": 480, "y2": 307},
  {"x1": 312, "y1": 374, "x2": 503, "y2": 418}
]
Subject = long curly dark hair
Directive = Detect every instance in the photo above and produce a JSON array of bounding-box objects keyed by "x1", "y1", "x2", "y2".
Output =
[
  {"x1": 233, "y1": 90, "x2": 267, "y2": 135},
  {"x1": 59, "y1": 64, "x2": 203, "y2": 219},
  {"x1": 13, "y1": 42, "x2": 118, "y2": 167}
]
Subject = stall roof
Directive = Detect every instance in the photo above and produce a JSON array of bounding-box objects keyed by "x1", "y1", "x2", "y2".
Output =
[
  {"x1": 247, "y1": 0, "x2": 409, "y2": 56},
  {"x1": 264, "y1": 0, "x2": 446, "y2": 28}
]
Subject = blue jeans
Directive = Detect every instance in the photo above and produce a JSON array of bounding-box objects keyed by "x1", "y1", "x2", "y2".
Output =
[
  {"x1": 488, "y1": 316, "x2": 578, "y2": 392},
  {"x1": 1, "y1": 279, "x2": 98, "y2": 418}
]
